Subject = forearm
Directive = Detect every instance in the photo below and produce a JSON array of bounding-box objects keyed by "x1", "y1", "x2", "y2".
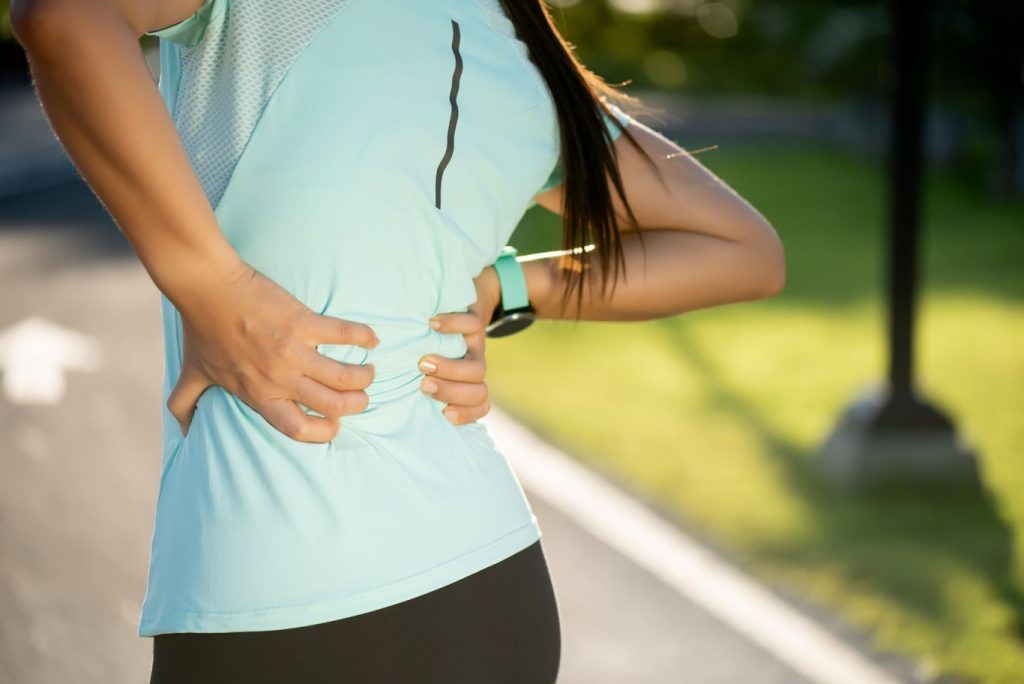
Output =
[
  {"x1": 12, "y1": 0, "x2": 244, "y2": 310},
  {"x1": 525, "y1": 114, "x2": 787, "y2": 322},
  {"x1": 523, "y1": 228, "x2": 784, "y2": 322}
]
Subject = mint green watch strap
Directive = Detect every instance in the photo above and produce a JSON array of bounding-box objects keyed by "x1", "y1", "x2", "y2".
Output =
[{"x1": 493, "y1": 246, "x2": 530, "y2": 311}]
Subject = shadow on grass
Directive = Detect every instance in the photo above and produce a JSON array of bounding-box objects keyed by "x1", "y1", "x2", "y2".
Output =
[{"x1": 654, "y1": 315, "x2": 1024, "y2": 644}]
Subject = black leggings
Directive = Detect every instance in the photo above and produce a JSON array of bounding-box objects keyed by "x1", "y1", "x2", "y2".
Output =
[{"x1": 149, "y1": 540, "x2": 561, "y2": 683}]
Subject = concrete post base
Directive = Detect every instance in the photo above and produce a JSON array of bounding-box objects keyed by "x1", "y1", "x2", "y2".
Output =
[{"x1": 817, "y1": 381, "x2": 981, "y2": 493}]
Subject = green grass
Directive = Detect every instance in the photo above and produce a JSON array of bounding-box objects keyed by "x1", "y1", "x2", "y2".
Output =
[{"x1": 490, "y1": 141, "x2": 1024, "y2": 683}]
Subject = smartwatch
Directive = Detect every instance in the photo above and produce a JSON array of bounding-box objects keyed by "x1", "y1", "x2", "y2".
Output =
[{"x1": 485, "y1": 246, "x2": 537, "y2": 338}]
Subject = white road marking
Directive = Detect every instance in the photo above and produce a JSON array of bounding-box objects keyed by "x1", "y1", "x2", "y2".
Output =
[
  {"x1": 483, "y1": 405, "x2": 904, "y2": 684},
  {"x1": 0, "y1": 316, "x2": 102, "y2": 404}
]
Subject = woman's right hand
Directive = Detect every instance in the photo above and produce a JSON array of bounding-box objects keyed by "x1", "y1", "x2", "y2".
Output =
[{"x1": 167, "y1": 260, "x2": 380, "y2": 443}]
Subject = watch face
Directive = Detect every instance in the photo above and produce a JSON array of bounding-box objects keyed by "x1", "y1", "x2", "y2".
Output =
[{"x1": 486, "y1": 311, "x2": 536, "y2": 338}]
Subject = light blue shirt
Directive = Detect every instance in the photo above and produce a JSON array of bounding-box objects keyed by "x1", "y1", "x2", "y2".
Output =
[{"x1": 140, "y1": 0, "x2": 630, "y2": 636}]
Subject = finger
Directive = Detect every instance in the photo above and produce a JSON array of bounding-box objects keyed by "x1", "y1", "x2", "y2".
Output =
[
  {"x1": 258, "y1": 397, "x2": 341, "y2": 443},
  {"x1": 300, "y1": 347, "x2": 375, "y2": 392},
  {"x1": 292, "y1": 376, "x2": 370, "y2": 420},
  {"x1": 305, "y1": 313, "x2": 380, "y2": 350},
  {"x1": 167, "y1": 362, "x2": 213, "y2": 437},
  {"x1": 418, "y1": 353, "x2": 485, "y2": 383},
  {"x1": 421, "y1": 375, "x2": 488, "y2": 408},
  {"x1": 462, "y1": 326, "x2": 485, "y2": 362},
  {"x1": 428, "y1": 311, "x2": 484, "y2": 336},
  {"x1": 443, "y1": 398, "x2": 491, "y2": 426}
]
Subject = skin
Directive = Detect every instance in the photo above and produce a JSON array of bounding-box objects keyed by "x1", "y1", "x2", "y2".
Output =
[
  {"x1": 11, "y1": 0, "x2": 784, "y2": 443},
  {"x1": 527, "y1": 116, "x2": 787, "y2": 321}
]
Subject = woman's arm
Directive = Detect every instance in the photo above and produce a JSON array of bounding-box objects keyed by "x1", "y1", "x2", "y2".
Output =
[
  {"x1": 11, "y1": 0, "x2": 239, "y2": 296},
  {"x1": 12, "y1": 0, "x2": 496, "y2": 436},
  {"x1": 10, "y1": 0, "x2": 382, "y2": 441},
  {"x1": 527, "y1": 117, "x2": 786, "y2": 322}
]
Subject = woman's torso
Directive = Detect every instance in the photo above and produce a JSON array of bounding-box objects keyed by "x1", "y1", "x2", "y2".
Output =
[{"x1": 139, "y1": 0, "x2": 560, "y2": 636}]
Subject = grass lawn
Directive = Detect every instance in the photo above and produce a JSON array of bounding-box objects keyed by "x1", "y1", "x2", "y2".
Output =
[{"x1": 488, "y1": 141, "x2": 1024, "y2": 683}]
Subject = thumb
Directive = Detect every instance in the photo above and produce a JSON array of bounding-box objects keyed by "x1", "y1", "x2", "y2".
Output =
[{"x1": 167, "y1": 361, "x2": 213, "y2": 438}]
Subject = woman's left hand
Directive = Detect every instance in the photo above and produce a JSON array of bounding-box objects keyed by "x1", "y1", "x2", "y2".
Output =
[{"x1": 418, "y1": 266, "x2": 502, "y2": 425}]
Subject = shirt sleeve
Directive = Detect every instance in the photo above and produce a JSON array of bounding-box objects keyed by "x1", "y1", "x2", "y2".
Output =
[
  {"x1": 144, "y1": 0, "x2": 219, "y2": 46},
  {"x1": 534, "y1": 101, "x2": 632, "y2": 198}
]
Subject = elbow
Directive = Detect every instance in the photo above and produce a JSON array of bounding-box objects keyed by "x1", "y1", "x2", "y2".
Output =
[
  {"x1": 747, "y1": 224, "x2": 787, "y2": 300},
  {"x1": 762, "y1": 237, "x2": 787, "y2": 299},
  {"x1": 10, "y1": 0, "x2": 77, "y2": 53}
]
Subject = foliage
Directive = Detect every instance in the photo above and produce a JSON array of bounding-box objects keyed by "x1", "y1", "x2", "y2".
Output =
[
  {"x1": 1, "y1": 0, "x2": 12, "y2": 42},
  {"x1": 550, "y1": 0, "x2": 887, "y2": 101}
]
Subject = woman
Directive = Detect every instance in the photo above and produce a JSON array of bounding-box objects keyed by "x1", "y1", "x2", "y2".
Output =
[{"x1": 12, "y1": 0, "x2": 785, "y2": 681}]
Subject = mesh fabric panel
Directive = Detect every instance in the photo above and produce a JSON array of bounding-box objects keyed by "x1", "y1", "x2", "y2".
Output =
[{"x1": 172, "y1": 0, "x2": 354, "y2": 209}]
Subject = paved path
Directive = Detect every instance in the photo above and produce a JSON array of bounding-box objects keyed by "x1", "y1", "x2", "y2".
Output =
[{"x1": 0, "y1": 182, "x2": 159, "y2": 684}]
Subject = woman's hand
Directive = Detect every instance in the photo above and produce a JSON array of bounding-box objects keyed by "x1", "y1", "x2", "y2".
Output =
[
  {"x1": 418, "y1": 266, "x2": 501, "y2": 425},
  {"x1": 168, "y1": 261, "x2": 380, "y2": 443}
]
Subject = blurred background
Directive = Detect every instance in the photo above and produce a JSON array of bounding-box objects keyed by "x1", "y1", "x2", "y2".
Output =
[{"x1": 1, "y1": 1, "x2": 1022, "y2": 683}]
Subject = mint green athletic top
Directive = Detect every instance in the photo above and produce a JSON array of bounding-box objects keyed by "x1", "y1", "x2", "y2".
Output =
[{"x1": 139, "y1": 0, "x2": 631, "y2": 636}]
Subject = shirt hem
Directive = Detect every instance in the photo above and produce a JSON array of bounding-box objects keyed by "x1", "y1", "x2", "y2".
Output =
[{"x1": 138, "y1": 520, "x2": 542, "y2": 637}]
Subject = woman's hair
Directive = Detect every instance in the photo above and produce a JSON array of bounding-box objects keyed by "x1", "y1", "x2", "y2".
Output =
[{"x1": 499, "y1": 0, "x2": 659, "y2": 320}]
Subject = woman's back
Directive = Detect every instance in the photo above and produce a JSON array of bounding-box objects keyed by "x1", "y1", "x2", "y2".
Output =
[{"x1": 139, "y1": 0, "x2": 575, "y2": 636}]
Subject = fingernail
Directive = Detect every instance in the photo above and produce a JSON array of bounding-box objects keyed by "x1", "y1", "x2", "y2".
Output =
[
  {"x1": 422, "y1": 379, "x2": 439, "y2": 394},
  {"x1": 419, "y1": 359, "x2": 437, "y2": 373},
  {"x1": 444, "y1": 408, "x2": 458, "y2": 423},
  {"x1": 429, "y1": 319, "x2": 442, "y2": 330}
]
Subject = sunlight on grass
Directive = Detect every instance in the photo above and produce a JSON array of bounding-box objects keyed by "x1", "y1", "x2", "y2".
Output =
[{"x1": 489, "y1": 142, "x2": 1024, "y2": 683}]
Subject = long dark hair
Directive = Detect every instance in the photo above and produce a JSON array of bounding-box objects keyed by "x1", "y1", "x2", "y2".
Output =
[{"x1": 499, "y1": 0, "x2": 659, "y2": 320}]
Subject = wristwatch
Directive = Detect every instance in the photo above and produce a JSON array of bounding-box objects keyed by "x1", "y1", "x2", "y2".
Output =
[{"x1": 485, "y1": 246, "x2": 537, "y2": 338}]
